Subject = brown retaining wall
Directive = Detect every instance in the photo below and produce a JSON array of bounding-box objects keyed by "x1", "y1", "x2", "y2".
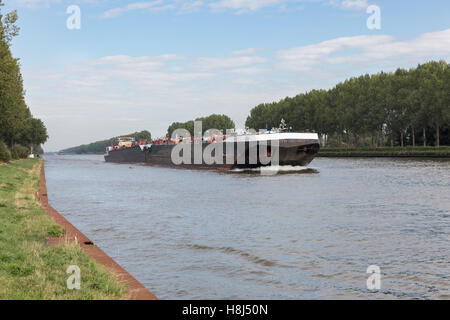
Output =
[{"x1": 38, "y1": 162, "x2": 157, "y2": 300}]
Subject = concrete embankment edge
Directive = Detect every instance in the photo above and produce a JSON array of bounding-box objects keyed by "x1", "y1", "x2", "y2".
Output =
[{"x1": 39, "y1": 162, "x2": 157, "y2": 300}]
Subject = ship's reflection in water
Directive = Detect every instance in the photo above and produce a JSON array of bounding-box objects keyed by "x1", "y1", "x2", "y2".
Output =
[{"x1": 44, "y1": 154, "x2": 449, "y2": 299}]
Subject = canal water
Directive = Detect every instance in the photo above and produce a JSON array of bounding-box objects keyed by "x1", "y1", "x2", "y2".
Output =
[{"x1": 44, "y1": 154, "x2": 450, "y2": 299}]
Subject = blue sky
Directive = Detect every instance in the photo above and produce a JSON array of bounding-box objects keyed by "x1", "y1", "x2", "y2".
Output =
[{"x1": 4, "y1": 0, "x2": 450, "y2": 151}]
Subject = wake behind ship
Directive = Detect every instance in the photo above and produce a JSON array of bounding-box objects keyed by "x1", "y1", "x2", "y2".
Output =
[{"x1": 104, "y1": 127, "x2": 320, "y2": 170}]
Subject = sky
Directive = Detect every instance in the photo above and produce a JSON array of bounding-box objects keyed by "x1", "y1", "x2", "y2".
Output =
[{"x1": 3, "y1": 0, "x2": 450, "y2": 151}]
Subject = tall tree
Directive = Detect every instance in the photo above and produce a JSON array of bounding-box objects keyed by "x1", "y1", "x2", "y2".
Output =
[
  {"x1": 245, "y1": 60, "x2": 449, "y2": 148},
  {"x1": 417, "y1": 61, "x2": 447, "y2": 147},
  {"x1": 23, "y1": 118, "x2": 48, "y2": 153},
  {"x1": 168, "y1": 114, "x2": 235, "y2": 138},
  {"x1": 0, "y1": 2, "x2": 48, "y2": 151},
  {"x1": 0, "y1": 4, "x2": 27, "y2": 147}
]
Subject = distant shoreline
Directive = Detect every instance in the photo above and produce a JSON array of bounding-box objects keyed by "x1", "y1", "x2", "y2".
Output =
[
  {"x1": 318, "y1": 147, "x2": 450, "y2": 158},
  {"x1": 53, "y1": 148, "x2": 450, "y2": 159},
  {"x1": 317, "y1": 154, "x2": 450, "y2": 158}
]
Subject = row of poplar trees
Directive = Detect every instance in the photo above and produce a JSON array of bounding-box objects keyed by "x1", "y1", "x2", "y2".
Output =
[
  {"x1": 167, "y1": 114, "x2": 235, "y2": 138},
  {"x1": 0, "y1": 2, "x2": 48, "y2": 160},
  {"x1": 246, "y1": 61, "x2": 450, "y2": 147}
]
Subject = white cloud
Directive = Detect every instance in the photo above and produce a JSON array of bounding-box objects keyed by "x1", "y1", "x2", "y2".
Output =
[
  {"x1": 209, "y1": 0, "x2": 285, "y2": 12},
  {"x1": 100, "y1": 0, "x2": 172, "y2": 19},
  {"x1": 192, "y1": 55, "x2": 267, "y2": 70},
  {"x1": 228, "y1": 67, "x2": 268, "y2": 75},
  {"x1": 23, "y1": 50, "x2": 278, "y2": 150},
  {"x1": 99, "y1": 0, "x2": 207, "y2": 18},
  {"x1": 9, "y1": 0, "x2": 369, "y2": 15},
  {"x1": 340, "y1": 0, "x2": 369, "y2": 10},
  {"x1": 65, "y1": 54, "x2": 214, "y2": 89},
  {"x1": 99, "y1": 0, "x2": 302, "y2": 17},
  {"x1": 22, "y1": 29, "x2": 450, "y2": 151},
  {"x1": 277, "y1": 29, "x2": 450, "y2": 72},
  {"x1": 208, "y1": 0, "x2": 369, "y2": 14},
  {"x1": 8, "y1": 0, "x2": 101, "y2": 9},
  {"x1": 327, "y1": 0, "x2": 370, "y2": 11},
  {"x1": 9, "y1": 0, "x2": 61, "y2": 8},
  {"x1": 179, "y1": 0, "x2": 204, "y2": 13}
]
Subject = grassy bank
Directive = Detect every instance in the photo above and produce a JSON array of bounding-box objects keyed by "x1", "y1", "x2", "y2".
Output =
[
  {"x1": 0, "y1": 159, "x2": 126, "y2": 299},
  {"x1": 317, "y1": 146, "x2": 450, "y2": 157}
]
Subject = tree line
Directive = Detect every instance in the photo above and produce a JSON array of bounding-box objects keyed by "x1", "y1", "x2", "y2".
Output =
[
  {"x1": 64, "y1": 115, "x2": 235, "y2": 154},
  {"x1": 167, "y1": 114, "x2": 235, "y2": 138},
  {"x1": 245, "y1": 60, "x2": 450, "y2": 147},
  {"x1": 0, "y1": 2, "x2": 48, "y2": 162},
  {"x1": 60, "y1": 130, "x2": 151, "y2": 154}
]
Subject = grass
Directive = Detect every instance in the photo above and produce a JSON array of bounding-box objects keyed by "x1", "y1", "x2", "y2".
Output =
[
  {"x1": 318, "y1": 146, "x2": 450, "y2": 157},
  {"x1": 0, "y1": 159, "x2": 127, "y2": 299}
]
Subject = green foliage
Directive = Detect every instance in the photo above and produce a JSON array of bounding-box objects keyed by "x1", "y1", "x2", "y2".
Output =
[
  {"x1": 0, "y1": 141, "x2": 10, "y2": 162},
  {"x1": 245, "y1": 60, "x2": 450, "y2": 147},
  {"x1": 167, "y1": 120, "x2": 195, "y2": 138},
  {"x1": 167, "y1": 114, "x2": 235, "y2": 138},
  {"x1": 34, "y1": 145, "x2": 44, "y2": 155},
  {"x1": 10, "y1": 148, "x2": 18, "y2": 160},
  {"x1": 60, "y1": 130, "x2": 152, "y2": 154},
  {"x1": 196, "y1": 114, "x2": 236, "y2": 134},
  {"x1": 0, "y1": 5, "x2": 47, "y2": 151},
  {"x1": 0, "y1": 1, "x2": 19, "y2": 45},
  {"x1": 10, "y1": 144, "x2": 29, "y2": 159},
  {"x1": 0, "y1": 160, "x2": 126, "y2": 299},
  {"x1": 47, "y1": 224, "x2": 64, "y2": 237},
  {"x1": 22, "y1": 118, "x2": 48, "y2": 148}
]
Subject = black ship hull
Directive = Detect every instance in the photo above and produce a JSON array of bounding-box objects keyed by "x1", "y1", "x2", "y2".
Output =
[{"x1": 104, "y1": 139, "x2": 320, "y2": 170}]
